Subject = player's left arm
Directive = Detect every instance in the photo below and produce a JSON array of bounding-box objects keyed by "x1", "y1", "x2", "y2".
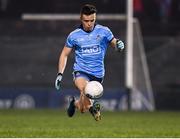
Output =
[{"x1": 109, "y1": 38, "x2": 125, "y2": 51}]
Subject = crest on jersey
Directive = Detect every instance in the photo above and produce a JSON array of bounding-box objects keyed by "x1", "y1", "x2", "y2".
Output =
[{"x1": 96, "y1": 35, "x2": 101, "y2": 41}]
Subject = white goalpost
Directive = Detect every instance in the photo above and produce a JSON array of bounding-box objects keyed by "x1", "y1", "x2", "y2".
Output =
[
  {"x1": 126, "y1": 0, "x2": 133, "y2": 90},
  {"x1": 126, "y1": 0, "x2": 134, "y2": 110}
]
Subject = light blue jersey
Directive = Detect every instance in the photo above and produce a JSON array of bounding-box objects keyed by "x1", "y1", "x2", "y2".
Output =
[{"x1": 66, "y1": 24, "x2": 114, "y2": 78}]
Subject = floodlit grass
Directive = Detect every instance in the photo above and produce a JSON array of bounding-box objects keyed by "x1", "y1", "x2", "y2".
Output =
[{"x1": 0, "y1": 109, "x2": 180, "y2": 137}]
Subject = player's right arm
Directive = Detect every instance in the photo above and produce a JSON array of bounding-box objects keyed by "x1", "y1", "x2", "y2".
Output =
[
  {"x1": 55, "y1": 46, "x2": 72, "y2": 90},
  {"x1": 58, "y1": 46, "x2": 72, "y2": 74}
]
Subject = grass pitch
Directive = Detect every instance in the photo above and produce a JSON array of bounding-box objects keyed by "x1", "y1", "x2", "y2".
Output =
[{"x1": 0, "y1": 109, "x2": 180, "y2": 138}]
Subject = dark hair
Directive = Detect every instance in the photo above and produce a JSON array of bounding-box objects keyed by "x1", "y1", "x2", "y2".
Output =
[{"x1": 80, "y1": 4, "x2": 97, "y2": 15}]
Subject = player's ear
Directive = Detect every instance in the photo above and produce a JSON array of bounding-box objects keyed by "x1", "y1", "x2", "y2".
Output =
[{"x1": 80, "y1": 14, "x2": 83, "y2": 20}]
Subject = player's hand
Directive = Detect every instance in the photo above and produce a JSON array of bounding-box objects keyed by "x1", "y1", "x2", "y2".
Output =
[
  {"x1": 55, "y1": 73, "x2": 63, "y2": 90},
  {"x1": 116, "y1": 39, "x2": 124, "y2": 51}
]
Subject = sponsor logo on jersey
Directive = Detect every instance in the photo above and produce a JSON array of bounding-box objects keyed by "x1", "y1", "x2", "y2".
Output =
[{"x1": 80, "y1": 45, "x2": 101, "y2": 55}]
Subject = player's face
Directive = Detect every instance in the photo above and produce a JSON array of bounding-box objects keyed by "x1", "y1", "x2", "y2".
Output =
[{"x1": 80, "y1": 13, "x2": 96, "y2": 32}]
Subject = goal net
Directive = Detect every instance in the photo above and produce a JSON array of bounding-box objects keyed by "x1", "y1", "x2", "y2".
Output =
[
  {"x1": 22, "y1": 13, "x2": 155, "y2": 111},
  {"x1": 131, "y1": 19, "x2": 155, "y2": 111}
]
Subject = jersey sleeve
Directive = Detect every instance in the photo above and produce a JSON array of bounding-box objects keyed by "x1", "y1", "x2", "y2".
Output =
[
  {"x1": 104, "y1": 27, "x2": 114, "y2": 43},
  {"x1": 65, "y1": 34, "x2": 74, "y2": 48}
]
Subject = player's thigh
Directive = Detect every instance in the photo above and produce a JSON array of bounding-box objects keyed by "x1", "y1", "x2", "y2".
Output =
[{"x1": 74, "y1": 77, "x2": 88, "y2": 93}]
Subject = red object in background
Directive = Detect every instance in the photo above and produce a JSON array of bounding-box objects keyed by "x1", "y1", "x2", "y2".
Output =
[{"x1": 133, "y1": 0, "x2": 144, "y2": 13}]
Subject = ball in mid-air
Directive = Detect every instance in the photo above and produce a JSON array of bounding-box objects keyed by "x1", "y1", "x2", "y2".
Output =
[{"x1": 84, "y1": 81, "x2": 103, "y2": 99}]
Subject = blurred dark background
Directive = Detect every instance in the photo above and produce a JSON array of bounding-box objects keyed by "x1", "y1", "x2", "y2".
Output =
[
  {"x1": 0, "y1": 0, "x2": 180, "y2": 110},
  {"x1": 0, "y1": 0, "x2": 180, "y2": 37}
]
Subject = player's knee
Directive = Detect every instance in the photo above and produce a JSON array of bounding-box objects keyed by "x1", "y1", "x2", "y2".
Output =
[
  {"x1": 79, "y1": 86, "x2": 86, "y2": 94},
  {"x1": 74, "y1": 78, "x2": 88, "y2": 93}
]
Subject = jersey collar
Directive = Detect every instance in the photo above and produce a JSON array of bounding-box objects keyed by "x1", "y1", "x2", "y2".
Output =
[{"x1": 79, "y1": 24, "x2": 97, "y2": 33}]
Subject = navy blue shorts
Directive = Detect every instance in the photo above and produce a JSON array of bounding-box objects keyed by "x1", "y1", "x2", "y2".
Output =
[{"x1": 73, "y1": 71, "x2": 104, "y2": 83}]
